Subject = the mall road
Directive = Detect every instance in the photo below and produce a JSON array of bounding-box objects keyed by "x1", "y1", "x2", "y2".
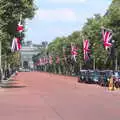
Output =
[{"x1": 0, "y1": 72, "x2": 120, "y2": 120}]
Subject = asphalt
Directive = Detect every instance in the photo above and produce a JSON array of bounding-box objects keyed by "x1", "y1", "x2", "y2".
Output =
[{"x1": 0, "y1": 72, "x2": 120, "y2": 120}]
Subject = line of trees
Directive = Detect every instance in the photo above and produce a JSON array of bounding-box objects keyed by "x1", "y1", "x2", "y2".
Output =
[
  {"x1": 33, "y1": 0, "x2": 120, "y2": 75},
  {"x1": 0, "y1": 0, "x2": 36, "y2": 78}
]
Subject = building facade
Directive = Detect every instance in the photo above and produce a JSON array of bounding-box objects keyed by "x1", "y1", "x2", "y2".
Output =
[{"x1": 20, "y1": 41, "x2": 40, "y2": 69}]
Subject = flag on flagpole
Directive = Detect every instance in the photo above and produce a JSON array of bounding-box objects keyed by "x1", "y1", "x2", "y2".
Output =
[
  {"x1": 44, "y1": 57, "x2": 47, "y2": 65},
  {"x1": 17, "y1": 14, "x2": 24, "y2": 32},
  {"x1": 11, "y1": 37, "x2": 16, "y2": 52},
  {"x1": 16, "y1": 37, "x2": 22, "y2": 50},
  {"x1": 11, "y1": 37, "x2": 21, "y2": 52},
  {"x1": 49, "y1": 56, "x2": 53, "y2": 64},
  {"x1": 71, "y1": 43, "x2": 78, "y2": 62},
  {"x1": 102, "y1": 28, "x2": 112, "y2": 50},
  {"x1": 45, "y1": 57, "x2": 49, "y2": 64},
  {"x1": 36, "y1": 60, "x2": 40, "y2": 66},
  {"x1": 83, "y1": 40, "x2": 90, "y2": 61},
  {"x1": 62, "y1": 45, "x2": 67, "y2": 61},
  {"x1": 17, "y1": 22, "x2": 24, "y2": 32},
  {"x1": 11, "y1": 15, "x2": 23, "y2": 52},
  {"x1": 56, "y1": 56, "x2": 60, "y2": 64},
  {"x1": 41, "y1": 58, "x2": 44, "y2": 65},
  {"x1": 39, "y1": 58, "x2": 42, "y2": 66}
]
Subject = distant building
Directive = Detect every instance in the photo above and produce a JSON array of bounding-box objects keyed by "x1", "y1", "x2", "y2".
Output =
[{"x1": 20, "y1": 41, "x2": 40, "y2": 69}]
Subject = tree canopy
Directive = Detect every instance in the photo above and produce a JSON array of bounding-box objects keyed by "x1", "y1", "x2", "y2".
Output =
[
  {"x1": 34, "y1": 0, "x2": 120, "y2": 74},
  {"x1": 0, "y1": 0, "x2": 36, "y2": 68}
]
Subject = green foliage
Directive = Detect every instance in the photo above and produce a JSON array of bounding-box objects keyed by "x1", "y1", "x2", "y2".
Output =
[
  {"x1": 0, "y1": 0, "x2": 36, "y2": 68},
  {"x1": 34, "y1": 0, "x2": 120, "y2": 73}
]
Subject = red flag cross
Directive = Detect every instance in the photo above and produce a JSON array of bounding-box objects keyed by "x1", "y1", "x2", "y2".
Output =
[
  {"x1": 56, "y1": 56, "x2": 60, "y2": 64},
  {"x1": 45, "y1": 58, "x2": 48, "y2": 64},
  {"x1": 39, "y1": 58, "x2": 41, "y2": 65},
  {"x1": 11, "y1": 37, "x2": 21, "y2": 52},
  {"x1": 83, "y1": 40, "x2": 90, "y2": 61},
  {"x1": 17, "y1": 22, "x2": 24, "y2": 32},
  {"x1": 44, "y1": 57, "x2": 48, "y2": 65},
  {"x1": 36, "y1": 60, "x2": 40, "y2": 66},
  {"x1": 41, "y1": 58, "x2": 44, "y2": 65},
  {"x1": 71, "y1": 43, "x2": 78, "y2": 62},
  {"x1": 102, "y1": 29, "x2": 112, "y2": 50},
  {"x1": 49, "y1": 56, "x2": 53, "y2": 64},
  {"x1": 16, "y1": 37, "x2": 22, "y2": 50},
  {"x1": 71, "y1": 44, "x2": 78, "y2": 56}
]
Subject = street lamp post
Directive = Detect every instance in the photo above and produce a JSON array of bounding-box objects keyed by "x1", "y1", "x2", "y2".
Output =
[
  {"x1": 111, "y1": 40, "x2": 117, "y2": 71},
  {"x1": 112, "y1": 40, "x2": 118, "y2": 71}
]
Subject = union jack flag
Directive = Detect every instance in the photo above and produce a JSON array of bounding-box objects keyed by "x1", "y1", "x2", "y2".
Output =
[
  {"x1": 71, "y1": 43, "x2": 78, "y2": 62},
  {"x1": 39, "y1": 58, "x2": 42, "y2": 66},
  {"x1": 49, "y1": 56, "x2": 53, "y2": 64},
  {"x1": 17, "y1": 21, "x2": 24, "y2": 32},
  {"x1": 45, "y1": 57, "x2": 49, "y2": 64},
  {"x1": 17, "y1": 15, "x2": 24, "y2": 32},
  {"x1": 11, "y1": 37, "x2": 22, "y2": 52},
  {"x1": 41, "y1": 58, "x2": 44, "y2": 65},
  {"x1": 35, "y1": 60, "x2": 40, "y2": 66},
  {"x1": 102, "y1": 28, "x2": 112, "y2": 50},
  {"x1": 56, "y1": 56, "x2": 60, "y2": 64},
  {"x1": 83, "y1": 40, "x2": 90, "y2": 61}
]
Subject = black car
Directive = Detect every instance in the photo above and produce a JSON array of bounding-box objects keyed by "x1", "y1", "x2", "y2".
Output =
[
  {"x1": 99, "y1": 70, "x2": 113, "y2": 87},
  {"x1": 87, "y1": 70, "x2": 100, "y2": 84},
  {"x1": 78, "y1": 70, "x2": 100, "y2": 84},
  {"x1": 78, "y1": 70, "x2": 88, "y2": 83},
  {"x1": 112, "y1": 71, "x2": 120, "y2": 88}
]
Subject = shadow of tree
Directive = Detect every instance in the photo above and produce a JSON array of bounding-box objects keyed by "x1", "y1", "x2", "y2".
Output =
[{"x1": 0, "y1": 85, "x2": 26, "y2": 89}]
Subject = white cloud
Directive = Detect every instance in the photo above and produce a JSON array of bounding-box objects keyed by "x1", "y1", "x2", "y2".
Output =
[
  {"x1": 36, "y1": 8, "x2": 77, "y2": 22},
  {"x1": 49, "y1": 0, "x2": 87, "y2": 3}
]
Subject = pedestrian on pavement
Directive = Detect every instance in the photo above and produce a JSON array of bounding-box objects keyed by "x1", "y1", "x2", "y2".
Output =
[{"x1": 108, "y1": 75, "x2": 114, "y2": 91}]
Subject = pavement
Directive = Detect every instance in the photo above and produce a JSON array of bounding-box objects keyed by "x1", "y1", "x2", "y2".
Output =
[{"x1": 0, "y1": 72, "x2": 120, "y2": 120}]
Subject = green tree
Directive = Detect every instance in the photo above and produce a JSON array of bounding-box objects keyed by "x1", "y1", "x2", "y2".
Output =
[{"x1": 0, "y1": 0, "x2": 36, "y2": 68}]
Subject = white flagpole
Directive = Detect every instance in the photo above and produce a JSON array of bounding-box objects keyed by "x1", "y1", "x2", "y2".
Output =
[{"x1": 19, "y1": 14, "x2": 22, "y2": 25}]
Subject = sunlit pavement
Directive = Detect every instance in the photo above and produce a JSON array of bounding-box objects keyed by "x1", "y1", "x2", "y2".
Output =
[{"x1": 0, "y1": 72, "x2": 120, "y2": 120}]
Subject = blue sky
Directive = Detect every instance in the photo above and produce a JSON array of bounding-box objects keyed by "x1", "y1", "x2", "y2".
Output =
[{"x1": 25, "y1": 0, "x2": 112, "y2": 44}]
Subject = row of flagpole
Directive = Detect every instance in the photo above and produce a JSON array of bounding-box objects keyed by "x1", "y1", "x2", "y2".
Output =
[
  {"x1": 83, "y1": 27, "x2": 118, "y2": 71},
  {"x1": 34, "y1": 26, "x2": 118, "y2": 71}
]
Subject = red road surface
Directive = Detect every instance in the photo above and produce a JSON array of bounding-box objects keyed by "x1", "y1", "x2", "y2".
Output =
[{"x1": 0, "y1": 72, "x2": 120, "y2": 120}]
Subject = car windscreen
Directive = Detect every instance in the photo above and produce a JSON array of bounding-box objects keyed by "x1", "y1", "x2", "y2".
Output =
[
  {"x1": 88, "y1": 72, "x2": 99, "y2": 76},
  {"x1": 80, "y1": 72, "x2": 86, "y2": 75}
]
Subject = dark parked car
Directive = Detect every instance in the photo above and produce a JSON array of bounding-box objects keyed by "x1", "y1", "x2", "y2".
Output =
[
  {"x1": 78, "y1": 70, "x2": 100, "y2": 84},
  {"x1": 87, "y1": 70, "x2": 100, "y2": 84},
  {"x1": 99, "y1": 70, "x2": 113, "y2": 87},
  {"x1": 78, "y1": 70, "x2": 88, "y2": 83},
  {"x1": 112, "y1": 71, "x2": 120, "y2": 88},
  {"x1": 78, "y1": 70, "x2": 116, "y2": 87}
]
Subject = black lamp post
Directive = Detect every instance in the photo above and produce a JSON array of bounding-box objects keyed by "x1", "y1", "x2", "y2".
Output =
[{"x1": 111, "y1": 40, "x2": 117, "y2": 71}]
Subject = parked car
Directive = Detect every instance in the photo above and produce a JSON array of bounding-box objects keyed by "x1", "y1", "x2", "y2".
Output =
[
  {"x1": 25, "y1": 69, "x2": 31, "y2": 72},
  {"x1": 87, "y1": 70, "x2": 100, "y2": 84},
  {"x1": 78, "y1": 69, "x2": 115, "y2": 87},
  {"x1": 78, "y1": 70, "x2": 88, "y2": 83},
  {"x1": 99, "y1": 70, "x2": 113, "y2": 87},
  {"x1": 78, "y1": 70, "x2": 100, "y2": 84},
  {"x1": 112, "y1": 71, "x2": 120, "y2": 88},
  {"x1": 19, "y1": 68, "x2": 25, "y2": 72}
]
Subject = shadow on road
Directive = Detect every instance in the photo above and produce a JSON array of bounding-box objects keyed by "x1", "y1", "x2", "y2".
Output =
[
  {"x1": 0, "y1": 85, "x2": 26, "y2": 89},
  {"x1": 0, "y1": 81, "x2": 26, "y2": 89}
]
